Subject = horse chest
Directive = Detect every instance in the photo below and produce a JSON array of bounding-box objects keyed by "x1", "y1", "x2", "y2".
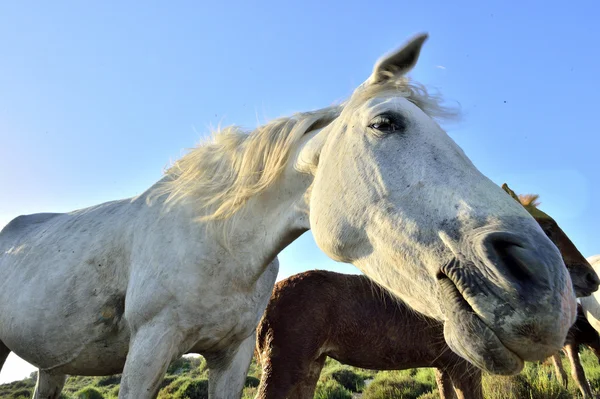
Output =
[{"x1": 183, "y1": 263, "x2": 278, "y2": 354}]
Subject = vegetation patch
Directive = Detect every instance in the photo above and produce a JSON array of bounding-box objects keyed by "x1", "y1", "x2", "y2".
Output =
[
  {"x1": 314, "y1": 379, "x2": 352, "y2": 399},
  {"x1": 74, "y1": 386, "x2": 104, "y2": 399},
  {"x1": 321, "y1": 365, "x2": 365, "y2": 392},
  {"x1": 361, "y1": 371, "x2": 433, "y2": 399},
  {"x1": 2, "y1": 351, "x2": 600, "y2": 399}
]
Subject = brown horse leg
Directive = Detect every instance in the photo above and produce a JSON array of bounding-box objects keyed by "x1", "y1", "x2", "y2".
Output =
[
  {"x1": 0, "y1": 341, "x2": 9, "y2": 370},
  {"x1": 441, "y1": 361, "x2": 483, "y2": 399},
  {"x1": 565, "y1": 343, "x2": 594, "y2": 399},
  {"x1": 586, "y1": 340, "x2": 600, "y2": 364},
  {"x1": 288, "y1": 355, "x2": 326, "y2": 399},
  {"x1": 255, "y1": 355, "x2": 303, "y2": 399},
  {"x1": 435, "y1": 368, "x2": 457, "y2": 399},
  {"x1": 551, "y1": 353, "x2": 569, "y2": 388}
]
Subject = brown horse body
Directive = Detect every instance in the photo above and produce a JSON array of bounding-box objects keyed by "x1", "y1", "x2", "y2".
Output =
[
  {"x1": 255, "y1": 270, "x2": 481, "y2": 399},
  {"x1": 255, "y1": 272, "x2": 600, "y2": 399}
]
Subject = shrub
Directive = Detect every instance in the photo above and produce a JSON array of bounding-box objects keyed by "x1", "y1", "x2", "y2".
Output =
[
  {"x1": 361, "y1": 371, "x2": 432, "y2": 399},
  {"x1": 322, "y1": 366, "x2": 365, "y2": 392},
  {"x1": 158, "y1": 377, "x2": 190, "y2": 399},
  {"x1": 74, "y1": 386, "x2": 104, "y2": 399},
  {"x1": 168, "y1": 357, "x2": 193, "y2": 375},
  {"x1": 172, "y1": 379, "x2": 209, "y2": 399},
  {"x1": 11, "y1": 388, "x2": 33, "y2": 399},
  {"x1": 245, "y1": 376, "x2": 260, "y2": 388},
  {"x1": 314, "y1": 379, "x2": 352, "y2": 399},
  {"x1": 159, "y1": 375, "x2": 177, "y2": 390},
  {"x1": 482, "y1": 362, "x2": 571, "y2": 399},
  {"x1": 416, "y1": 390, "x2": 440, "y2": 399},
  {"x1": 580, "y1": 348, "x2": 600, "y2": 392},
  {"x1": 241, "y1": 386, "x2": 258, "y2": 399},
  {"x1": 106, "y1": 385, "x2": 120, "y2": 399},
  {"x1": 96, "y1": 375, "x2": 121, "y2": 387}
]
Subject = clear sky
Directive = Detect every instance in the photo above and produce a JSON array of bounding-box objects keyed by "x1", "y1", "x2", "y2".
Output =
[{"x1": 1, "y1": 0, "x2": 599, "y2": 384}]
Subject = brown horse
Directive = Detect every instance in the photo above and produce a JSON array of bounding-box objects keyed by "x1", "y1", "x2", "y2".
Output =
[
  {"x1": 551, "y1": 304, "x2": 600, "y2": 398},
  {"x1": 501, "y1": 184, "x2": 599, "y2": 297},
  {"x1": 255, "y1": 185, "x2": 599, "y2": 399},
  {"x1": 255, "y1": 270, "x2": 481, "y2": 399}
]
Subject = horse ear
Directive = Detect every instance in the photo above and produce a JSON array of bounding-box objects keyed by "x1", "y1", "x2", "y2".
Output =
[
  {"x1": 501, "y1": 183, "x2": 521, "y2": 203},
  {"x1": 368, "y1": 33, "x2": 429, "y2": 85}
]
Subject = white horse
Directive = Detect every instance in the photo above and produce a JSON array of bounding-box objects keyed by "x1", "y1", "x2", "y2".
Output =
[
  {"x1": 580, "y1": 256, "x2": 600, "y2": 332},
  {"x1": 0, "y1": 34, "x2": 576, "y2": 399}
]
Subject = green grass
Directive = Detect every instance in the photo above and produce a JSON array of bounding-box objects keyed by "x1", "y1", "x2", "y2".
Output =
[
  {"x1": 74, "y1": 386, "x2": 104, "y2": 399},
  {"x1": 314, "y1": 379, "x2": 352, "y2": 399},
  {"x1": 361, "y1": 370, "x2": 434, "y2": 399},
  {"x1": 2, "y1": 349, "x2": 600, "y2": 398}
]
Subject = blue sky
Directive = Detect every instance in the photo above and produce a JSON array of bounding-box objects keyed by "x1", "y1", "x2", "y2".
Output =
[{"x1": 1, "y1": 0, "x2": 599, "y2": 383}]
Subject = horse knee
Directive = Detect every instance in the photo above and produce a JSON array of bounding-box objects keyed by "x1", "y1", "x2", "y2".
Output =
[{"x1": 204, "y1": 334, "x2": 256, "y2": 399}]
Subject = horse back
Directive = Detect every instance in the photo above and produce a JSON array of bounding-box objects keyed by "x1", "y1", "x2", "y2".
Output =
[{"x1": 0, "y1": 213, "x2": 62, "y2": 253}]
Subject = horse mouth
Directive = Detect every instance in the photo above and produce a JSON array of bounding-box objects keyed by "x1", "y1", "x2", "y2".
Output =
[
  {"x1": 437, "y1": 270, "x2": 524, "y2": 375},
  {"x1": 573, "y1": 282, "x2": 596, "y2": 298},
  {"x1": 577, "y1": 287, "x2": 595, "y2": 297}
]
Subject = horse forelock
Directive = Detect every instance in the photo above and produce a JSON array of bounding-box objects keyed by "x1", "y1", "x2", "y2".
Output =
[{"x1": 348, "y1": 75, "x2": 460, "y2": 123}]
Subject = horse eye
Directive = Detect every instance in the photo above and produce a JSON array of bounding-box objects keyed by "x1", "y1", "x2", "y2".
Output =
[{"x1": 369, "y1": 115, "x2": 403, "y2": 133}]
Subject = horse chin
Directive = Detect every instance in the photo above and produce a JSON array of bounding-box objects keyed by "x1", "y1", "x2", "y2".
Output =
[{"x1": 438, "y1": 274, "x2": 524, "y2": 375}]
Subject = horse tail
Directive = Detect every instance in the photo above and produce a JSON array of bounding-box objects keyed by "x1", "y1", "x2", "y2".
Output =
[{"x1": 255, "y1": 307, "x2": 275, "y2": 368}]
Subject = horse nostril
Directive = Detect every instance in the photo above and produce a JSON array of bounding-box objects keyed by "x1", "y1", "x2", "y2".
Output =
[
  {"x1": 586, "y1": 272, "x2": 600, "y2": 287},
  {"x1": 486, "y1": 233, "x2": 534, "y2": 284}
]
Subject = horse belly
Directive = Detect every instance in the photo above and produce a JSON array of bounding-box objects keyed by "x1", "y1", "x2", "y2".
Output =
[
  {"x1": 328, "y1": 344, "x2": 437, "y2": 370},
  {"x1": 0, "y1": 296, "x2": 131, "y2": 373},
  {"x1": 0, "y1": 265, "x2": 129, "y2": 371},
  {"x1": 46, "y1": 328, "x2": 131, "y2": 375},
  {"x1": 0, "y1": 212, "x2": 133, "y2": 371}
]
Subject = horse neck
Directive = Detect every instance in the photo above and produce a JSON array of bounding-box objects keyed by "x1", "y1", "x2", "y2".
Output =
[
  {"x1": 143, "y1": 131, "x2": 318, "y2": 279},
  {"x1": 219, "y1": 163, "x2": 313, "y2": 272}
]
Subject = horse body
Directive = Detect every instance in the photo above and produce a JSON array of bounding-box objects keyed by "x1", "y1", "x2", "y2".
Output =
[
  {"x1": 255, "y1": 270, "x2": 481, "y2": 399},
  {"x1": 0, "y1": 34, "x2": 578, "y2": 398},
  {"x1": 0, "y1": 188, "x2": 280, "y2": 396}
]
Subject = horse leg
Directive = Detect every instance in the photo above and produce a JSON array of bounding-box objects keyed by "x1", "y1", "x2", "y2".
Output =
[
  {"x1": 255, "y1": 350, "x2": 298, "y2": 399},
  {"x1": 586, "y1": 339, "x2": 600, "y2": 364},
  {"x1": 551, "y1": 353, "x2": 569, "y2": 388},
  {"x1": 33, "y1": 370, "x2": 66, "y2": 399},
  {"x1": 565, "y1": 343, "x2": 594, "y2": 399},
  {"x1": 442, "y1": 361, "x2": 483, "y2": 399},
  {"x1": 287, "y1": 355, "x2": 326, "y2": 399},
  {"x1": 435, "y1": 368, "x2": 457, "y2": 399},
  {"x1": 204, "y1": 332, "x2": 256, "y2": 399},
  {"x1": 119, "y1": 321, "x2": 182, "y2": 399},
  {"x1": 0, "y1": 343, "x2": 66, "y2": 399}
]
